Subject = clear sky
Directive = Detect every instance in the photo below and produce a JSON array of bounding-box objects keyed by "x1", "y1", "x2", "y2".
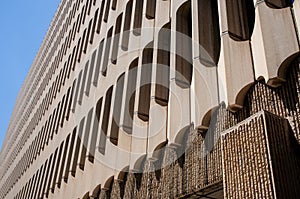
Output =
[{"x1": 0, "y1": 0, "x2": 61, "y2": 150}]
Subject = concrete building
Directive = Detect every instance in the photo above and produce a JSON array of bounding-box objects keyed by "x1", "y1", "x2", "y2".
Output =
[{"x1": 0, "y1": 0, "x2": 300, "y2": 198}]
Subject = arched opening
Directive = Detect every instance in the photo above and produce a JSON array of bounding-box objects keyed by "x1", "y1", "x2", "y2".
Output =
[
  {"x1": 79, "y1": 108, "x2": 93, "y2": 170},
  {"x1": 146, "y1": 0, "x2": 156, "y2": 19},
  {"x1": 133, "y1": 0, "x2": 144, "y2": 35},
  {"x1": 112, "y1": 0, "x2": 118, "y2": 10},
  {"x1": 96, "y1": 0, "x2": 105, "y2": 33},
  {"x1": 90, "y1": 9, "x2": 99, "y2": 44},
  {"x1": 174, "y1": 125, "x2": 191, "y2": 153},
  {"x1": 111, "y1": 13, "x2": 123, "y2": 64},
  {"x1": 156, "y1": 23, "x2": 171, "y2": 106},
  {"x1": 91, "y1": 184, "x2": 101, "y2": 198},
  {"x1": 93, "y1": 39, "x2": 104, "y2": 86},
  {"x1": 176, "y1": 1, "x2": 193, "y2": 88},
  {"x1": 99, "y1": 86, "x2": 113, "y2": 154},
  {"x1": 138, "y1": 42, "x2": 153, "y2": 121},
  {"x1": 104, "y1": 0, "x2": 111, "y2": 22},
  {"x1": 85, "y1": 50, "x2": 96, "y2": 96},
  {"x1": 110, "y1": 73, "x2": 125, "y2": 145},
  {"x1": 89, "y1": 97, "x2": 103, "y2": 163},
  {"x1": 82, "y1": 192, "x2": 89, "y2": 199},
  {"x1": 225, "y1": 0, "x2": 255, "y2": 41},
  {"x1": 123, "y1": 58, "x2": 139, "y2": 134},
  {"x1": 71, "y1": 117, "x2": 85, "y2": 177},
  {"x1": 198, "y1": 0, "x2": 220, "y2": 67},
  {"x1": 122, "y1": 0, "x2": 133, "y2": 51},
  {"x1": 102, "y1": 27, "x2": 114, "y2": 76}
]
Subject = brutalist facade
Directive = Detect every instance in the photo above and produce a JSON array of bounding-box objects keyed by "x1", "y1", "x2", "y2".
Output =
[{"x1": 0, "y1": 0, "x2": 300, "y2": 198}]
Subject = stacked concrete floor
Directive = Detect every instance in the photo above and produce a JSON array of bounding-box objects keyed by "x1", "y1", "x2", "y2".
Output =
[{"x1": 0, "y1": 0, "x2": 300, "y2": 198}]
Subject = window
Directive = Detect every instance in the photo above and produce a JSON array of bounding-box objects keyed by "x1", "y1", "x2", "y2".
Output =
[
  {"x1": 85, "y1": 50, "x2": 96, "y2": 96},
  {"x1": 198, "y1": 0, "x2": 220, "y2": 67},
  {"x1": 138, "y1": 42, "x2": 153, "y2": 121},
  {"x1": 101, "y1": 27, "x2": 114, "y2": 76},
  {"x1": 89, "y1": 97, "x2": 103, "y2": 162},
  {"x1": 96, "y1": 1, "x2": 105, "y2": 33},
  {"x1": 176, "y1": 1, "x2": 193, "y2": 88},
  {"x1": 79, "y1": 108, "x2": 93, "y2": 170},
  {"x1": 99, "y1": 86, "x2": 113, "y2": 154},
  {"x1": 110, "y1": 73, "x2": 125, "y2": 145},
  {"x1": 111, "y1": 13, "x2": 123, "y2": 64},
  {"x1": 146, "y1": 0, "x2": 156, "y2": 19},
  {"x1": 226, "y1": 0, "x2": 255, "y2": 41},
  {"x1": 90, "y1": 9, "x2": 99, "y2": 44},
  {"x1": 133, "y1": 0, "x2": 144, "y2": 35},
  {"x1": 104, "y1": 0, "x2": 111, "y2": 22},
  {"x1": 122, "y1": 0, "x2": 133, "y2": 51},
  {"x1": 156, "y1": 23, "x2": 170, "y2": 106},
  {"x1": 93, "y1": 40, "x2": 104, "y2": 86}
]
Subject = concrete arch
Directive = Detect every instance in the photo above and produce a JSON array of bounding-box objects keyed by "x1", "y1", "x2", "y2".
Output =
[
  {"x1": 152, "y1": 141, "x2": 168, "y2": 160},
  {"x1": 103, "y1": 176, "x2": 114, "y2": 189},
  {"x1": 174, "y1": 125, "x2": 191, "y2": 146},
  {"x1": 198, "y1": 106, "x2": 219, "y2": 132},
  {"x1": 228, "y1": 82, "x2": 255, "y2": 112},
  {"x1": 133, "y1": 154, "x2": 147, "y2": 172},
  {"x1": 90, "y1": 184, "x2": 101, "y2": 198},
  {"x1": 82, "y1": 192, "x2": 89, "y2": 199},
  {"x1": 276, "y1": 52, "x2": 300, "y2": 87},
  {"x1": 117, "y1": 166, "x2": 129, "y2": 181}
]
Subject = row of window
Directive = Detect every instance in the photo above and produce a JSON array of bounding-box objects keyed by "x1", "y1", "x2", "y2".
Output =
[
  {"x1": 1, "y1": 0, "x2": 295, "y2": 196},
  {"x1": 1, "y1": 0, "x2": 83, "y2": 178},
  {"x1": 0, "y1": 83, "x2": 74, "y2": 198},
  {"x1": 0, "y1": 0, "x2": 99, "y2": 181}
]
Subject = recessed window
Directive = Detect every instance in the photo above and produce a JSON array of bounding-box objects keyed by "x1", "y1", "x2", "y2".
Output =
[
  {"x1": 133, "y1": 0, "x2": 144, "y2": 35},
  {"x1": 93, "y1": 40, "x2": 104, "y2": 86},
  {"x1": 122, "y1": 0, "x2": 133, "y2": 50},
  {"x1": 176, "y1": 1, "x2": 193, "y2": 88},
  {"x1": 226, "y1": 0, "x2": 255, "y2": 41},
  {"x1": 156, "y1": 23, "x2": 170, "y2": 106},
  {"x1": 96, "y1": 1, "x2": 105, "y2": 33},
  {"x1": 198, "y1": 0, "x2": 220, "y2": 67},
  {"x1": 138, "y1": 42, "x2": 153, "y2": 121},
  {"x1": 123, "y1": 58, "x2": 138, "y2": 134},
  {"x1": 99, "y1": 86, "x2": 113, "y2": 154},
  {"x1": 101, "y1": 27, "x2": 114, "y2": 76},
  {"x1": 146, "y1": 0, "x2": 156, "y2": 19},
  {"x1": 111, "y1": 13, "x2": 123, "y2": 64},
  {"x1": 110, "y1": 73, "x2": 125, "y2": 145},
  {"x1": 89, "y1": 97, "x2": 103, "y2": 162}
]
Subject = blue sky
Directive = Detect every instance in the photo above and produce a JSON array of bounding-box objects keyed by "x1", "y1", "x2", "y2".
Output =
[{"x1": 0, "y1": 0, "x2": 61, "y2": 150}]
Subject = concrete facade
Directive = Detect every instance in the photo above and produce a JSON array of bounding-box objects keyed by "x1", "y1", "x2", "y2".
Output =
[{"x1": 0, "y1": 0, "x2": 299, "y2": 198}]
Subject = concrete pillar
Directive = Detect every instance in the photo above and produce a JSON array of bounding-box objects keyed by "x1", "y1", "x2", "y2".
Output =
[
  {"x1": 191, "y1": 0, "x2": 219, "y2": 131},
  {"x1": 147, "y1": 0, "x2": 170, "y2": 154},
  {"x1": 168, "y1": 0, "x2": 191, "y2": 143},
  {"x1": 251, "y1": 1, "x2": 299, "y2": 87},
  {"x1": 217, "y1": 0, "x2": 255, "y2": 112}
]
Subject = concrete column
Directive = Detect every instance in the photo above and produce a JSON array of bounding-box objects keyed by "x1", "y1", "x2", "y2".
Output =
[
  {"x1": 191, "y1": 0, "x2": 219, "y2": 131},
  {"x1": 130, "y1": 56, "x2": 149, "y2": 170},
  {"x1": 167, "y1": 0, "x2": 191, "y2": 144},
  {"x1": 147, "y1": 0, "x2": 170, "y2": 155},
  {"x1": 251, "y1": 1, "x2": 299, "y2": 87},
  {"x1": 217, "y1": 0, "x2": 255, "y2": 112}
]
